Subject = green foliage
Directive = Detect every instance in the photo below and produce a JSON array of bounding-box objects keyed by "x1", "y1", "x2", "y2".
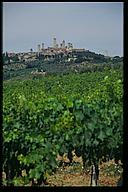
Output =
[{"x1": 3, "y1": 69, "x2": 123, "y2": 185}]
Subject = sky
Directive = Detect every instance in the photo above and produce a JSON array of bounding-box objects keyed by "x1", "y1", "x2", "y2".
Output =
[{"x1": 3, "y1": 2, "x2": 123, "y2": 56}]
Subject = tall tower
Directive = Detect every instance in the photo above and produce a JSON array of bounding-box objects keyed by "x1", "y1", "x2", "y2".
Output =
[
  {"x1": 68, "y1": 42, "x2": 73, "y2": 50},
  {"x1": 62, "y1": 40, "x2": 65, "y2": 48},
  {"x1": 53, "y1": 37, "x2": 57, "y2": 48},
  {"x1": 68, "y1": 43, "x2": 71, "y2": 49},
  {"x1": 60, "y1": 43, "x2": 63, "y2": 48},
  {"x1": 37, "y1": 44, "x2": 41, "y2": 52},
  {"x1": 42, "y1": 43, "x2": 44, "y2": 50}
]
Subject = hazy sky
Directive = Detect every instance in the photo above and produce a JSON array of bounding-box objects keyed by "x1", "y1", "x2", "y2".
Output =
[{"x1": 3, "y1": 2, "x2": 123, "y2": 56}]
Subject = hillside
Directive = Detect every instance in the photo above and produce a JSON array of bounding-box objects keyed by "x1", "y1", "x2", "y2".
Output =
[{"x1": 3, "y1": 50, "x2": 123, "y2": 80}]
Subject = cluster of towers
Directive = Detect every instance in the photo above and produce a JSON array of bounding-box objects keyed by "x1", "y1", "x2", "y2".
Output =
[
  {"x1": 37, "y1": 37, "x2": 73, "y2": 52},
  {"x1": 53, "y1": 37, "x2": 73, "y2": 49}
]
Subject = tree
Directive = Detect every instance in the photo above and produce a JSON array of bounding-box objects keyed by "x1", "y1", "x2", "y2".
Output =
[
  {"x1": 11, "y1": 54, "x2": 19, "y2": 62},
  {"x1": 3, "y1": 52, "x2": 10, "y2": 64}
]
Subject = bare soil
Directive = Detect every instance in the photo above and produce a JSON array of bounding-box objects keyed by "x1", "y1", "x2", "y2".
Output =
[{"x1": 46, "y1": 155, "x2": 122, "y2": 186}]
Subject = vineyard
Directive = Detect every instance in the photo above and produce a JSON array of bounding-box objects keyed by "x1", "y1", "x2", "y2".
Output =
[{"x1": 3, "y1": 68, "x2": 123, "y2": 186}]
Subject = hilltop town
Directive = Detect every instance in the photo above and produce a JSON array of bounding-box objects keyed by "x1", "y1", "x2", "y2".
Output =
[
  {"x1": 3, "y1": 37, "x2": 86, "y2": 64},
  {"x1": 3, "y1": 37, "x2": 123, "y2": 80}
]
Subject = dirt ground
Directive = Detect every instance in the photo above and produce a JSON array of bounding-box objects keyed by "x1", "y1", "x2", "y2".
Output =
[
  {"x1": 46, "y1": 154, "x2": 122, "y2": 186},
  {"x1": 47, "y1": 172, "x2": 120, "y2": 186}
]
